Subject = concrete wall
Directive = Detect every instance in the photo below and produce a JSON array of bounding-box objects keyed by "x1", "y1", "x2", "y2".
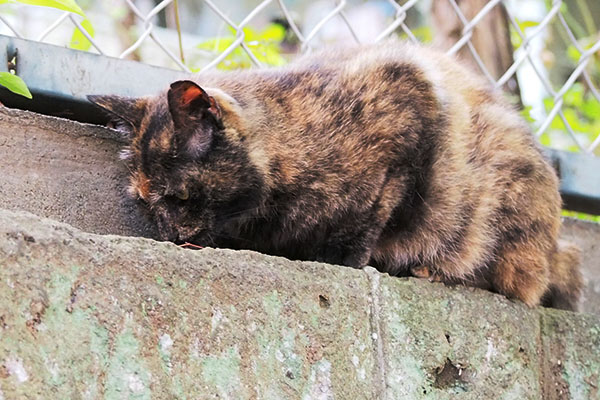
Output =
[
  {"x1": 0, "y1": 107, "x2": 156, "y2": 238},
  {"x1": 1, "y1": 108, "x2": 599, "y2": 398},
  {"x1": 1, "y1": 209, "x2": 599, "y2": 399}
]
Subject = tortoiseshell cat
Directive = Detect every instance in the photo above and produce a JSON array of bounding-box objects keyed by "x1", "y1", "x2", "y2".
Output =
[{"x1": 89, "y1": 40, "x2": 582, "y2": 310}]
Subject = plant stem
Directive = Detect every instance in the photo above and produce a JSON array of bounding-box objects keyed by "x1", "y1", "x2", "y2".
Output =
[
  {"x1": 575, "y1": 0, "x2": 597, "y2": 37},
  {"x1": 173, "y1": 0, "x2": 184, "y2": 63}
]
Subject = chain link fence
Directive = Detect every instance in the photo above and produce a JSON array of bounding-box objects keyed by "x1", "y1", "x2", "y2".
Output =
[{"x1": 0, "y1": 0, "x2": 598, "y2": 156}]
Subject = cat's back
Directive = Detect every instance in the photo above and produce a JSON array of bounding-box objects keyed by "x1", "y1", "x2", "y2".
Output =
[
  {"x1": 205, "y1": 40, "x2": 554, "y2": 202},
  {"x1": 210, "y1": 41, "x2": 460, "y2": 167},
  {"x1": 312, "y1": 40, "x2": 553, "y2": 188},
  {"x1": 212, "y1": 40, "x2": 520, "y2": 148},
  {"x1": 205, "y1": 40, "x2": 556, "y2": 208}
]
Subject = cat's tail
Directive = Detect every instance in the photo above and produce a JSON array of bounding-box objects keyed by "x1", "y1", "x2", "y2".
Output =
[{"x1": 541, "y1": 240, "x2": 583, "y2": 311}]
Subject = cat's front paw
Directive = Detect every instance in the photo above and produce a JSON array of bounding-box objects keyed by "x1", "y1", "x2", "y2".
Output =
[{"x1": 410, "y1": 265, "x2": 442, "y2": 282}]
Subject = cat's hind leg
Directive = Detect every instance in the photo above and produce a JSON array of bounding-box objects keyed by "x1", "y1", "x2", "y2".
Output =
[
  {"x1": 489, "y1": 227, "x2": 553, "y2": 308},
  {"x1": 541, "y1": 240, "x2": 583, "y2": 311}
]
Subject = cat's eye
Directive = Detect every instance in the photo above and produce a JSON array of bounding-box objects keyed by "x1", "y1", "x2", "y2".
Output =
[{"x1": 176, "y1": 188, "x2": 189, "y2": 201}]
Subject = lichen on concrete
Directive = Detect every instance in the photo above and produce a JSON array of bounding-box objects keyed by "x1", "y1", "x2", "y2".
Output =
[
  {"x1": 201, "y1": 346, "x2": 244, "y2": 398},
  {"x1": 377, "y1": 277, "x2": 545, "y2": 399},
  {"x1": 105, "y1": 328, "x2": 152, "y2": 400},
  {"x1": 0, "y1": 209, "x2": 598, "y2": 399}
]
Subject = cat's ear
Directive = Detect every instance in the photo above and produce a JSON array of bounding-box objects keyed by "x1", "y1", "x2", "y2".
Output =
[
  {"x1": 167, "y1": 80, "x2": 222, "y2": 130},
  {"x1": 87, "y1": 95, "x2": 145, "y2": 129}
]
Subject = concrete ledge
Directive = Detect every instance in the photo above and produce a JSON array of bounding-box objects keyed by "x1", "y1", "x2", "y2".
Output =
[{"x1": 0, "y1": 209, "x2": 599, "y2": 399}]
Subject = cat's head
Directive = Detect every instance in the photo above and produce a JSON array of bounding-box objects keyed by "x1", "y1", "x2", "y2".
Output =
[{"x1": 88, "y1": 80, "x2": 263, "y2": 245}]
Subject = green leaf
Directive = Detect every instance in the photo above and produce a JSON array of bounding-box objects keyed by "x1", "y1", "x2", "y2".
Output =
[
  {"x1": 195, "y1": 23, "x2": 287, "y2": 70},
  {"x1": 566, "y1": 44, "x2": 581, "y2": 63},
  {"x1": 562, "y1": 107, "x2": 584, "y2": 132},
  {"x1": 582, "y1": 97, "x2": 600, "y2": 120},
  {"x1": 197, "y1": 37, "x2": 235, "y2": 53},
  {"x1": 549, "y1": 114, "x2": 564, "y2": 130},
  {"x1": 69, "y1": 18, "x2": 94, "y2": 50},
  {"x1": 520, "y1": 106, "x2": 535, "y2": 123},
  {"x1": 260, "y1": 24, "x2": 285, "y2": 42},
  {"x1": 563, "y1": 83, "x2": 583, "y2": 107},
  {"x1": 0, "y1": 71, "x2": 32, "y2": 99},
  {"x1": 517, "y1": 19, "x2": 539, "y2": 31},
  {"x1": 258, "y1": 45, "x2": 286, "y2": 66},
  {"x1": 539, "y1": 132, "x2": 552, "y2": 147},
  {"x1": 0, "y1": 0, "x2": 85, "y2": 16},
  {"x1": 242, "y1": 26, "x2": 258, "y2": 42},
  {"x1": 410, "y1": 26, "x2": 433, "y2": 43},
  {"x1": 509, "y1": 26, "x2": 523, "y2": 50},
  {"x1": 511, "y1": 18, "x2": 539, "y2": 50}
]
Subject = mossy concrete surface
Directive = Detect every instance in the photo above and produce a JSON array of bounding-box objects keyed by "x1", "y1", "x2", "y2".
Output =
[{"x1": 1, "y1": 209, "x2": 598, "y2": 399}]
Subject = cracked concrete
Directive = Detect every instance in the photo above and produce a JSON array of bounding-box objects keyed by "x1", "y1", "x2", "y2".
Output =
[{"x1": 364, "y1": 267, "x2": 386, "y2": 399}]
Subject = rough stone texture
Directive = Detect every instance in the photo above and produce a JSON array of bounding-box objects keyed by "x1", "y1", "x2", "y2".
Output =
[
  {"x1": 0, "y1": 107, "x2": 156, "y2": 238},
  {"x1": 0, "y1": 209, "x2": 599, "y2": 399},
  {"x1": 0, "y1": 210, "x2": 376, "y2": 399},
  {"x1": 374, "y1": 272, "x2": 544, "y2": 399},
  {"x1": 539, "y1": 311, "x2": 600, "y2": 399}
]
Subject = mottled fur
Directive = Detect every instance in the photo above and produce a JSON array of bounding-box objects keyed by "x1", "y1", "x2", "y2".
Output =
[{"x1": 89, "y1": 40, "x2": 582, "y2": 310}]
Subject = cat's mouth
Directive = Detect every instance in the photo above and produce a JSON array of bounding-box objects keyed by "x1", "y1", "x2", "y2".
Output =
[{"x1": 159, "y1": 221, "x2": 210, "y2": 246}]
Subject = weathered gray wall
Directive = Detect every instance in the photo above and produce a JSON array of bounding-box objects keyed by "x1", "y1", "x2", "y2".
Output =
[
  {"x1": 0, "y1": 107, "x2": 156, "y2": 238},
  {"x1": 1, "y1": 209, "x2": 599, "y2": 399}
]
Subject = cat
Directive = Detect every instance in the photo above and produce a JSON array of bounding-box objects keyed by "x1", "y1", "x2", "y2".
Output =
[{"x1": 88, "y1": 39, "x2": 583, "y2": 311}]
